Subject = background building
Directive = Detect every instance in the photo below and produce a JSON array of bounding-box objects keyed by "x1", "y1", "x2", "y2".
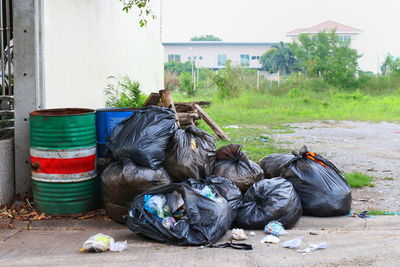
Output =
[
  {"x1": 286, "y1": 20, "x2": 362, "y2": 43},
  {"x1": 163, "y1": 42, "x2": 278, "y2": 69}
]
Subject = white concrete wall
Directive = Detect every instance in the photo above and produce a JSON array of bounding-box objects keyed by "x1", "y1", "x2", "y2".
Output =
[
  {"x1": 42, "y1": 0, "x2": 163, "y2": 109},
  {"x1": 164, "y1": 45, "x2": 272, "y2": 69}
]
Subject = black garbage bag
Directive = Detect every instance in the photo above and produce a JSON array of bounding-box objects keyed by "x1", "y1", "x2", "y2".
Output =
[
  {"x1": 126, "y1": 183, "x2": 233, "y2": 246},
  {"x1": 163, "y1": 126, "x2": 216, "y2": 181},
  {"x1": 107, "y1": 106, "x2": 178, "y2": 169},
  {"x1": 214, "y1": 144, "x2": 264, "y2": 192},
  {"x1": 186, "y1": 176, "x2": 242, "y2": 214},
  {"x1": 259, "y1": 146, "x2": 352, "y2": 217},
  {"x1": 101, "y1": 159, "x2": 172, "y2": 223},
  {"x1": 234, "y1": 178, "x2": 302, "y2": 229},
  {"x1": 259, "y1": 153, "x2": 295, "y2": 178}
]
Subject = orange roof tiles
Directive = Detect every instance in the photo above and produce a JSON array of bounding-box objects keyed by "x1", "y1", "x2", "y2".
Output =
[{"x1": 287, "y1": 20, "x2": 362, "y2": 36}]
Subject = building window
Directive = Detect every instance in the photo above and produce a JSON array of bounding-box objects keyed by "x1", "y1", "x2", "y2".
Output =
[
  {"x1": 217, "y1": 54, "x2": 227, "y2": 66},
  {"x1": 240, "y1": 54, "x2": 250, "y2": 66},
  {"x1": 168, "y1": 54, "x2": 181, "y2": 62},
  {"x1": 199, "y1": 56, "x2": 203, "y2": 60},
  {"x1": 188, "y1": 56, "x2": 191, "y2": 60},
  {"x1": 339, "y1": 35, "x2": 351, "y2": 42},
  {"x1": 251, "y1": 56, "x2": 260, "y2": 60}
]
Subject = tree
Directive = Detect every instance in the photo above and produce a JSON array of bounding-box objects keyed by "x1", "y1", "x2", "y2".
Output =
[
  {"x1": 260, "y1": 42, "x2": 298, "y2": 75},
  {"x1": 380, "y1": 54, "x2": 400, "y2": 75},
  {"x1": 191, "y1": 35, "x2": 222, "y2": 41},
  {"x1": 120, "y1": 0, "x2": 156, "y2": 27},
  {"x1": 290, "y1": 31, "x2": 361, "y2": 88},
  {"x1": 164, "y1": 61, "x2": 193, "y2": 75}
]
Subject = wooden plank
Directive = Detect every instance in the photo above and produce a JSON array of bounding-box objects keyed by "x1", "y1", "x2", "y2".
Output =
[
  {"x1": 175, "y1": 101, "x2": 211, "y2": 107},
  {"x1": 193, "y1": 104, "x2": 230, "y2": 141},
  {"x1": 143, "y1": 93, "x2": 161, "y2": 107}
]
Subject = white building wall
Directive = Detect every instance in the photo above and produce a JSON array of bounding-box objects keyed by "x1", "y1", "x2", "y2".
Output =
[
  {"x1": 164, "y1": 45, "x2": 273, "y2": 69},
  {"x1": 42, "y1": 0, "x2": 163, "y2": 109}
]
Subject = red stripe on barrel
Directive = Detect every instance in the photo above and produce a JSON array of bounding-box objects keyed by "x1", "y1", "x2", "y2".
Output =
[{"x1": 31, "y1": 155, "x2": 96, "y2": 174}]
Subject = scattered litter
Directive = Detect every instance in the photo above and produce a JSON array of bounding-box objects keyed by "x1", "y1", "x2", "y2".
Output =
[
  {"x1": 282, "y1": 236, "x2": 303, "y2": 249},
  {"x1": 264, "y1": 221, "x2": 287, "y2": 236},
  {"x1": 249, "y1": 231, "x2": 256, "y2": 236},
  {"x1": 231, "y1": 228, "x2": 248, "y2": 240},
  {"x1": 110, "y1": 240, "x2": 128, "y2": 252},
  {"x1": 81, "y1": 233, "x2": 127, "y2": 253},
  {"x1": 209, "y1": 242, "x2": 253, "y2": 250},
  {"x1": 198, "y1": 246, "x2": 205, "y2": 249},
  {"x1": 297, "y1": 243, "x2": 328, "y2": 254},
  {"x1": 224, "y1": 125, "x2": 240, "y2": 129},
  {"x1": 260, "y1": 235, "x2": 280, "y2": 244},
  {"x1": 309, "y1": 232, "x2": 318, "y2": 235},
  {"x1": 348, "y1": 211, "x2": 376, "y2": 219}
]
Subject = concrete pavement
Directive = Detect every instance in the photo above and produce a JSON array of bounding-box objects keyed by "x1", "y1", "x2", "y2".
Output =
[{"x1": 1, "y1": 216, "x2": 400, "y2": 266}]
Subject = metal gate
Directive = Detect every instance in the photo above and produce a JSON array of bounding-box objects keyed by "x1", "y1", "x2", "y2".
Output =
[{"x1": 0, "y1": 0, "x2": 13, "y2": 138}]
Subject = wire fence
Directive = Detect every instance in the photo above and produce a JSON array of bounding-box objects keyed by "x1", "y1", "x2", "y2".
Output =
[{"x1": 0, "y1": 0, "x2": 13, "y2": 138}]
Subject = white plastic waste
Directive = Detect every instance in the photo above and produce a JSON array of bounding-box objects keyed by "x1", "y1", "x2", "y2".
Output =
[
  {"x1": 81, "y1": 233, "x2": 127, "y2": 253},
  {"x1": 260, "y1": 235, "x2": 280, "y2": 244},
  {"x1": 231, "y1": 228, "x2": 248, "y2": 240},
  {"x1": 282, "y1": 236, "x2": 304, "y2": 249},
  {"x1": 298, "y1": 243, "x2": 329, "y2": 254},
  {"x1": 249, "y1": 231, "x2": 256, "y2": 236}
]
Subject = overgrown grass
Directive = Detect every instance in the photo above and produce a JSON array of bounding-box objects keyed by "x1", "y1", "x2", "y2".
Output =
[
  {"x1": 344, "y1": 172, "x2": 375, "y2": 188},
  {"x1": 196, "y1": 121, "x2": 287, "y2": 161},
  {"x1": 384, "y1": 177, "x2": 395, "y2": 180},
  {"x1": 175, "y1": 90, "x2": 400, "y2": 126}
]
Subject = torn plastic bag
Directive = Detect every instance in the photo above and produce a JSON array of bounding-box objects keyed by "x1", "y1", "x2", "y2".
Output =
[
  {"x1": 126, "y1": 183, "x2": 234, "y2": 246},
  {"x1": 107, "y1": 106, "x2": 178, "y2": 169},
  {"x1": 186, "y1": 176, "x2": 242, "y2": 214},
  {"x1": 101, "y1": 159, "x2": 172, "y2": 223},
  {"x1": 213, "y1": 144, "x2": 264, "y2": 192},
  {"x1": 163, "y1": 126, "x2": 216, "y2": 181},
  {"x1": 234, "y1": 178, "x2": 302, "y2": 229},
  {"x1": 259, "y1": 153, "x2": 295, "y2": 179},
  {"x1": 259, "y1": 146, "x2": 352, "y2": 217}
]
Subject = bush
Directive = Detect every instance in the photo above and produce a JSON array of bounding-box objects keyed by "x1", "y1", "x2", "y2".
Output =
[
  {"x1": 213, "y1": 61, "x2": 242, "y2": 98},
  {"x1": 179, "y1": 72, "x2": 194, "y2": 96},
  {"x1": 104, "y1": 76, "x2": 147, "y2": 108}
]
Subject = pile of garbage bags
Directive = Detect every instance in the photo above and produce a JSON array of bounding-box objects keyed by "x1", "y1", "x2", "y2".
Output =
[
  {"x1": 259, "y1": 145, "x2": 352, "y2": 217},
  {"x1": 101, "y1": 159, "x2": 172, "y2": 223},
  {"x1": 235, "y1": 178, "x2": 302, "y2": 229},
  {"x1": 163, "y1": 126, "x2": 216, "y2": 181},
  {"x1": 100, "y1": 106, "x2": 351, "y2": 246},
  {"x1": 214, "y1": 144, "x2": 264, "y2": 192},
  {"x1": 126, "y1": 182, "x2": 233, "y2": 245}
]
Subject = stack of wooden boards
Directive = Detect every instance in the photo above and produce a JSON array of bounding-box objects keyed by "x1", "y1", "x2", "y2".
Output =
[{"x1": 143, "y1": 90, "x2": 229, "y2": 140}]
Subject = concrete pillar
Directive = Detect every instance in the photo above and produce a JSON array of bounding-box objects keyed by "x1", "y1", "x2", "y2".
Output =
[{"x1": 13, "y1": 0, "x2": 44, "y2": 195}]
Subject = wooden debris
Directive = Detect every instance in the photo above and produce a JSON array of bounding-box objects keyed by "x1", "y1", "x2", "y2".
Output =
[
  {"x1": 194, "y1": 104, "x2": 230, "y2": 141},
  {"x1": 144, "y1": 91, "x2": 228, "y2": 140},
  {"x1": 143, "y1": 92, "x2": 161, "y2": 107}
]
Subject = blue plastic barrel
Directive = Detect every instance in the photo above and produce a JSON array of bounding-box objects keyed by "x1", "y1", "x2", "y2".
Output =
[
  {"x1": 96, "y1": 108, "x2": 137, "y2": 144},
  {"x1": 96, "y1": 108, "x2": 137, "y2": 176}
]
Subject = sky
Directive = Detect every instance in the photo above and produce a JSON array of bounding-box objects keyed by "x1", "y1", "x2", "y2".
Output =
[{"x1": 161, "y1": 0, "x2": 400, "y2": 72}]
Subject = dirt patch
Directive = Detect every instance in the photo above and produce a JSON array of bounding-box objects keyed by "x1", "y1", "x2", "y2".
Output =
[{"x1": 270, "y1": 120, "x2": 400, "y2": 212}]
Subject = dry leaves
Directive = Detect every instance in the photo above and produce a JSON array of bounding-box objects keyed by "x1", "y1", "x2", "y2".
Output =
[{"x1": 0, "y1": 195, "x2": 109, "y2": 222}]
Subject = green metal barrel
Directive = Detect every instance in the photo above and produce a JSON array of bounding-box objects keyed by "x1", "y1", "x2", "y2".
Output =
[{"x1": 30, "y1": 108, "x2": 98, "y2": 215}]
